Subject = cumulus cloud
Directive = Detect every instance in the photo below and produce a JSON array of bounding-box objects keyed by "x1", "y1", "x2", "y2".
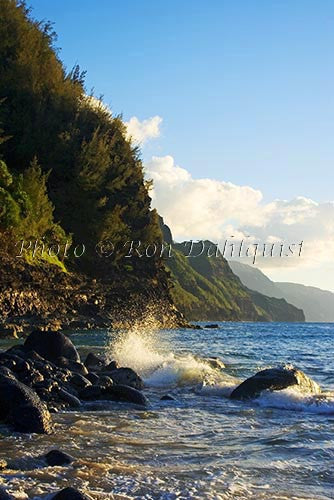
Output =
[
  {"x1": 145, "y1": 155, "x2": 334, "y2": 272},
  {"x1": 125, "y1": 116, "x2": 162, "y2": 145}
]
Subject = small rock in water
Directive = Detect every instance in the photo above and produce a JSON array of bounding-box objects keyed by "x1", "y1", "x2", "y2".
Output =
[
  {"x1": 0, "y1": 459, "x2": 7, "y2": 470},
  {"x1": 205, "y1": 324, "x2": 219, "y2": 329},
  {"x1": 205, "y1": 357, "x2": 225, "y2": 370},
  {"x1": 52, "y1": 487, "x2": 92, "y2": 500},
  {"x1": 160, "y1": 394, "x2": 176, "y2": 401},
  {"x1": 230, "y1": 364, "x2": 321, "y2": 400},
  {"x1": 45, "y1": 449, "x2": 74, "y2": 466},
  {"x1": 98, "y1": 375, "x2": 114, "y2": 388}
]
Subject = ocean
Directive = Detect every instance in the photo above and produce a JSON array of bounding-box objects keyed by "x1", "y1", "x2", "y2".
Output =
[{"x1": 0, "y1": 322, "x2": 333, "y2": 499}]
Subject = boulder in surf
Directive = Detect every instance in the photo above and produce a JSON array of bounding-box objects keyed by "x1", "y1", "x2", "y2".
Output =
[
  {"x1": 24, "y1": 330, "x2": 80, "y2": 363},
  {"x1": 0, "y1": 370, "x2": 53, "y2": 433},
  {"x1": 230, "y1": 365, "x2": 321, "y2": 400},
  {"x1": 103, "y1": 384, "x2": 149, "y2": 406},
  {"x1": 107, "y1": 367, "x2": 144, "y2": 390}
]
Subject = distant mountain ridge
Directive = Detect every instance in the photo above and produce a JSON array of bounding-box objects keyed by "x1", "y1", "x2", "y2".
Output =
[
  {"x1": 229, "y1": 261, "x2": 334, "y2": 322},
  {"x1": 159, "y1": 219, "x2": 305, "y2": 322}
]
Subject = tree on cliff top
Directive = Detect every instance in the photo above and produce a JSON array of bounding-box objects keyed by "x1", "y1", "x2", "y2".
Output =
[{"x1": 0, "y1": 0, "x2": 164, "y2": 280}]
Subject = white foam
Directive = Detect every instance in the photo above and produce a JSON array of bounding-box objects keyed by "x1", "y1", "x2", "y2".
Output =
[{"x1": 255, "y1": 387, "x2": 334, "y2": 414}]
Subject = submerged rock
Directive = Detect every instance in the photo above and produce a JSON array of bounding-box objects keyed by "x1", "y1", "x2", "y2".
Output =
[
  {"x1": 204, "y1": 356, "x2": 225, "y2": 370},
  {"x1": 45, "y1": 449, "x2": 74, "y2": 466},
  {"x1": 52, "y1": 487, "x2": 92, "y2": 499},
  {"x1": 0, "y1": 371, "x2": 53, "y2": 433},
  {"x1": 24, "y1": 330, "x2": 80, "y2": 363},
  {"x1": 160, "y1": 394, "x2": 176, "y2": 401},
  {"x1": 230, "y1": 365, "x2": 321, "y2": 400}
]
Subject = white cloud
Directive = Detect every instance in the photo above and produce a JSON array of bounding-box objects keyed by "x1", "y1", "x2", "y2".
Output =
[
  {"x1": 125, "y1": 116, "x2": 162, "y2": 145},
  {"x1": 145, "y1": 155, "x2": 334, "y2": 279}
]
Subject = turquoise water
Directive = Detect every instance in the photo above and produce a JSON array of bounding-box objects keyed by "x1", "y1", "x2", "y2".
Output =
[{"x1": 0, "y1": 322, "x2": 333, "y2": 499}]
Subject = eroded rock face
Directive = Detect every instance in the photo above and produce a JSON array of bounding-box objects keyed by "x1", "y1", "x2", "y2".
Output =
[
  {"x1": 230, "y1": 365, "x2": 321, "y2": 400},
  {"x1": 24, "y1": 330, "x2": 80, "y2": 363},
  {"x1": 0, "y1": 371, "x2": 53, "y2": 433}
]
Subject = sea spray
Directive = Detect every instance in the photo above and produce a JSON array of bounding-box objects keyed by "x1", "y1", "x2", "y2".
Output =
[{"x1": 108, "y1": 325, "x2": 232, "y2": 388}]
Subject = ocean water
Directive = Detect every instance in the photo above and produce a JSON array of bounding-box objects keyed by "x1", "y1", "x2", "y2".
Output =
[{"x1": 0, "y1": 322, "x2": 333, "y2": 499}]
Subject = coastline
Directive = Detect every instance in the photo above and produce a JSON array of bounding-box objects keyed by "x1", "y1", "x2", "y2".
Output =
[{"x1": 0, "y1": 324, "x2": 332, "y2": 499}]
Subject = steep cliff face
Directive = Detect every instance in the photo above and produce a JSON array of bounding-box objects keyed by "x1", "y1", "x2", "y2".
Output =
[
  {"x1": 0, "y1": 249, "x2": 188, "y2": 336},
  {"x1": 0, "y1": 0, "x2": 188, "y2": 333}
]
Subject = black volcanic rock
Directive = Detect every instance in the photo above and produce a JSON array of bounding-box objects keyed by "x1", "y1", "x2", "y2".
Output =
[
  {"x1": 45, "y1": 449, "x2": 74, "y2": 466},
  {"x1": 230, "y1": 365, "x2": 321, "y2": 400},
  {"x1": 103, "y1": 384, "x2": 149, "y2": 406},
  {"x1": 52, "y1": 487, "x2": 92, "y2": 500},
  {"x1": 24, "y1": 330, "x2": 80, "y2": 363},
  {"x1": 107, "y1": 367, "x2": 143, "y2": 389},
  {"x1": 0, "y1": 371, "x2": 53, "y2": 433}
]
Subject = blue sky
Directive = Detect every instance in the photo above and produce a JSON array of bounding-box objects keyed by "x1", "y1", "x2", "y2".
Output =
[
  {"x1": 30, "y1": 0, "x2": 334, "y2": 202},
  {"x1": 28, "y1": 0, "x2": 334, "y2": 289}
]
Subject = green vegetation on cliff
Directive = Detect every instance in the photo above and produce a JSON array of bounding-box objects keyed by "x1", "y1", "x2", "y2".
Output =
[
  {"x1": 158, "y1": 219, "x2": 305, "y2": 322},
  {"x1": 0, "y1": 0, "x2": 165, "y2": 281},
  {"x1": 167, "y1": 242, "x2": 267, "y2": 321},
  {"x1": 0, "y1": 0, "x2": 183, "y2": 328},
  {"x1": 167, "y1": 243, "x2": 305, "y2": 322}
]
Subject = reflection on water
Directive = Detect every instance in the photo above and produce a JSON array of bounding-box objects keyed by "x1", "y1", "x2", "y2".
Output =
[{"x1": 0, "y1": 323, "x2": 333, "y2": 499}]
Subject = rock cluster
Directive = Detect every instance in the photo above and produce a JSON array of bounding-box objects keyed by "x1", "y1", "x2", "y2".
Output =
[{"x1": 0, "y1": 330, "x2": 147, "y2": 434}]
